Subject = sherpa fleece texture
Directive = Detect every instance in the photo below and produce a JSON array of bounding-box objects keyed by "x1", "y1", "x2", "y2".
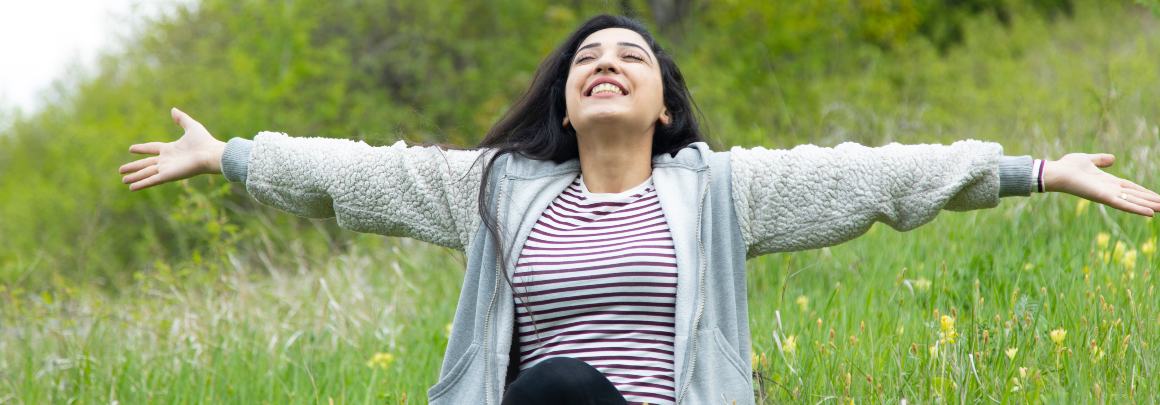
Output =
[{"x1": 223, "y1": 134, "x2": 1031, "y2": 257}]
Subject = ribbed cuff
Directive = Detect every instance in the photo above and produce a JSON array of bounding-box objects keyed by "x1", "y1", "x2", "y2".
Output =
[
  {"x1": 221, "y1": 137, "x2": 254, "y2": 184},
  {"x1": 998, "y1": 155, "x2": 1033, "y2": 197}
]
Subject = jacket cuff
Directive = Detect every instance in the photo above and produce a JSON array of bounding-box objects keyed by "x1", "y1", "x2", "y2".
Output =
[
  {"x1": 998, "y1": 155, "x2": 1033, "y2": 197},
  {"x1": 221, "y1": 137, "x2": 254, "y2": 184}
]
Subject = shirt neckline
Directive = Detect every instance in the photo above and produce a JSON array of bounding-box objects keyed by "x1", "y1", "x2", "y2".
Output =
[{"x1": 577, "y1": 174, "x2": 653, "y2": 202}]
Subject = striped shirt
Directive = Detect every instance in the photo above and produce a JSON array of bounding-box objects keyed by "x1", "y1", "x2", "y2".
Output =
[{"x1": 513, "y1": 175, "x2": 677, "y2": 405}]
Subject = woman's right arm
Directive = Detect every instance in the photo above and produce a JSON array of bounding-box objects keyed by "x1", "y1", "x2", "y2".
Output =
[{"x1": 120, "y1": 108, "x2": 486, "y2": 252}]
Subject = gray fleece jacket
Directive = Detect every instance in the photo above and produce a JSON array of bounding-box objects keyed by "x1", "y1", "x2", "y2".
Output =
[{"x1": 220, "y1": 133, "x2": 1033, "y2": 404}]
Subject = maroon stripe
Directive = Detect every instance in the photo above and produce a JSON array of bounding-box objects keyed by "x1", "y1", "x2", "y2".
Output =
[
  {"x1": 521, "y1": 237, "x2": 673, "y2": 253},
  {"x1": 551, "y1": 196, "x2": 658, "y2": 220},
  {"x1": 560, "y1": 190, "x2": 634, "y2": 207},
  {"x1": 518, "y1": 319, "x2": 674, "y2": 337},
  {"x1": 515, "y1": 291, "x2": 675, "y2": 308},
  {"x1": 522, "y1": 327, "x2": 677, "y2": 341},
  {"x1": 519, "y1": 337, "x2": 673, "y2": 356},
  {"x1": 604, "y1": 372, "x2": 675, "y2": 382},
  {"x1": 512, "y1": 250, "x2": 677, "y2": 269},
  {"x1": 542, "y1": 202, "x2": 660, "y2": 226},
  {"x1": 520, "y1": 331, "x2": 675, "y2": 347},
  {"x1": 549, "y1": 196, "x2": 658, "y2": 219},
  {"x1": 552, "y1": 193, "x2": 658, "y2": 215},
  {"x1": 536, "y1": 208, "x2": 665, "y2": 234},
  {"x1": 619, "y1": 390, "x2": 676, "y2": 402},
  {"x1": 516, "y1": 309, "x2": 674, "y2": 328},
  {"x1": 571, "y1": 355, "x2": 670, "y2": 364},
  {"x1": 525, "y1": 228, "x2": 671, "y2": 246},
  {"x1": 515, "y1": 262, "x2": 677, "y2": 277},
  {"x1": 522, "y1": 346, "x2": 674, "y2": 364},
  {"x1": 559, "y1": 190, "x2": 655, "y2": 209},
  {"x1": 514, "y1": 281, "x2": 676, "y2": 298},
  {"x1": 517, "y1": 301, "x2": 674, "y2": 317},
  {"x1": 519, "y1": 243, "x2": 675, "y2": 259},
  {"x1": 586, "y1": 363, "x2": 673, "y2": 373},
  {"x1": 513, "y1": 270, "x2": 676, "y2": 288},
  {"x1": 615, "y1": 380, "x2": 675, "y2": 391},
  {"x1": 519, "y1": 254, "x2": 677, "y2": 272},
  {"x1": 1037, "y1": 159, "x2": 1045, "y2": 193},
  {"x1": 533, "y1": 212, "x2": 666, "y2": 238}
]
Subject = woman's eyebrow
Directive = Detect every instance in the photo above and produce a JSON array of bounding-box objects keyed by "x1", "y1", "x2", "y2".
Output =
[{"x1": 575, "y1": 42, "x2": 654, "y2": 62}]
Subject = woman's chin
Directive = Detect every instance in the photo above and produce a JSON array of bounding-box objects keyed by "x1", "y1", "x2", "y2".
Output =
[{"x1": 573, "y1": 108, "x2": 642, "y2": 128}]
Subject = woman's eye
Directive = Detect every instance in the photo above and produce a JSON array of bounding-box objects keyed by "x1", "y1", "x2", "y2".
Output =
[
  {"x1": 575, "y1": 56, "x2": 594, "y2": 63},
  {"x1": 624, "y1": 54, "x2": 645, "y2": 62}
]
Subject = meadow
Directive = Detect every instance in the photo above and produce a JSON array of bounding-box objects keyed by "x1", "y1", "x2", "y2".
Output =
[{"x1": 1, "y1": 1, "x2": 1159, "y2": 403}]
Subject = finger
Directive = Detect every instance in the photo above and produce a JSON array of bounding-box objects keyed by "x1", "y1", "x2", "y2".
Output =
[
  {"x1": 1104, "y1": 193, "x2": 1155, "y2": 217},
  {"x1": 122, "y1": 164, "x2": 159, "y2": 184},
  {"x1": 129, "y1": 142, "x2": 166, "y2": 155},
  {"x1": 1120, "y1": 179, "x2": 1160, "y2": 199},
  {"x1": 1125, "y1": 187, "x2": 1160, "y2": 203},
  {"x1": 1090, "y1": 153, "x2": 1115, "y2": 168},
  {"x1": 129, "y1": 173, "x2": 168, "y2": 191},
  {"x1": 118, "y1": 156, "x2": 158, "y2": 174},
  {"x1": 1124, "y1": 190, "x2": 1160, "y2": 211},
  {"x1": 171, "y1": 107, "x2": 200, "y2": 130}
]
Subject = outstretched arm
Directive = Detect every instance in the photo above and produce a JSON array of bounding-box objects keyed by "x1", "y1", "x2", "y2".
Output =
[
  {"x1": 119, "y1": 108, "x2": 486, "y2": 251},
  {"x1": 730, "y1": 141, "x2": 1158, "y2": 258}
]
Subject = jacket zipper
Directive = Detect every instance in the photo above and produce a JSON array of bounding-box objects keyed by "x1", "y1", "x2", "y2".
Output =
[
  {"x1": 677, "y1": 167, "x2": 711, "y2": 403},
  {"x1": 482, "y1": 178, "x2": 505, "y2": 405}
]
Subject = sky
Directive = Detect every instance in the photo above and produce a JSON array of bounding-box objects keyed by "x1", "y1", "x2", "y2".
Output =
[{"x1": 0, "y1": 0, "x2": 176, "y2": 113}]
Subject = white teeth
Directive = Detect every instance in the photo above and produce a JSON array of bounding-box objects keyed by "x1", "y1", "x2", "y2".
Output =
[{"x1": 591, "y1": 83, "x2": 623, "y2": 95}]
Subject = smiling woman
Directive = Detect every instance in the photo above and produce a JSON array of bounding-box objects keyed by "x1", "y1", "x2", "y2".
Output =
[{"x1": 118, "y1": 14, "x2": 1160, "y2": 405}]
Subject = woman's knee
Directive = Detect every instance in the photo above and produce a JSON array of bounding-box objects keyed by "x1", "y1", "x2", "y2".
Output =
[{"x1": 502, "y1": 357, "x2": 625, "y2": 405}]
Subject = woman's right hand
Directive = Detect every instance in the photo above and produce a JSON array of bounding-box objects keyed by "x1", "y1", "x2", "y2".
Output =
[{"x1": 119, "y1": 108, "x2": 226, "y2": 191}]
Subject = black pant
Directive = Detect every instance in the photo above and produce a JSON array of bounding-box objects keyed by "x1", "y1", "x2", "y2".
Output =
[{"x1": 501, "y1": 357, "x2": 627, "y2": 405}]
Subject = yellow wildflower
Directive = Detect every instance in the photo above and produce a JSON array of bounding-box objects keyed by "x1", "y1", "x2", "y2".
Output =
[
  {"x1": 1075, "y1": 199, "x2": 1090, "y2": 216},
  {"x1": 795, "y1": 295, "x2": 809, "y2": 312},
  {"x1": 940, "y1": 315, "x2": 955, "y2": 331},
  {"x1": 939, "y1": 315, "x2": 958, "y2": 344},
  {"x1": 1097, "y1": 233, "x2": 1111, "y2": 249},
  {"x1": 1049, "y1": 328, "x2": 1067, "y2": 346},
  {"x1": 1005, "y1": 347, "x2": 1018, "y2": 360},
  {"x1": 366, "y1": 352, "x2": 395, "y2": 369},
  {"x1": 1142, "y1": 237, "x2": 1156, "y2": 256},
  {"x1": 782, "y1": 335, "x2": 798, "y2": 354}
]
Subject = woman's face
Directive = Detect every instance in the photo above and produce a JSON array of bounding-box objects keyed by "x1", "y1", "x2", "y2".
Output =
[{"x1": 564, "y1": 28, "x2": 668, "y2": 137}]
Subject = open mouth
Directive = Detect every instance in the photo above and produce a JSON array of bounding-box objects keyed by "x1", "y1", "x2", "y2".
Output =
[{"x1": 585, "y1": 78, "x2": 628, "y2": 97}]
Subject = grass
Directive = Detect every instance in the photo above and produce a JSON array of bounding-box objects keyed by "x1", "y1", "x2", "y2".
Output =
[{"x1": 2, "y1": 2, "x2": 1159, "y2": 404}]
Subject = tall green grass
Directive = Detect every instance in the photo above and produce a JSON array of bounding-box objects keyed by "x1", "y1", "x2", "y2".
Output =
[{"x1": 2, "y1": 1, "x2": 1158, "y2": 403}]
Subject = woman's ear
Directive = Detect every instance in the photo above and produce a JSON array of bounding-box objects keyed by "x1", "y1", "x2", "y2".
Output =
[
  {"x1": 562, "y1": 115, "x2": 571, "y2": 128},
  {"x1": 658, "y1": 109, "x2": 671, "y2": 126}
]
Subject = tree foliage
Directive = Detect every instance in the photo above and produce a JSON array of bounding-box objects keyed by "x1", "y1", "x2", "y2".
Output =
[{"x1": 0, "y1": 0, "x2": 1147, "y2": 287}]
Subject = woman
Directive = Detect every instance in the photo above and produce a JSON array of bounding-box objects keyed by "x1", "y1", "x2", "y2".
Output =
[{"x1": 119, "y1": 15, "x2": 1157, "y2": 405}]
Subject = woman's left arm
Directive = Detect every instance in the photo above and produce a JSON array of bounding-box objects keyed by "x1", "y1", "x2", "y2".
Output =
[{"x1": 731, "y1": 141, "x2": 1159, "y2": 258}]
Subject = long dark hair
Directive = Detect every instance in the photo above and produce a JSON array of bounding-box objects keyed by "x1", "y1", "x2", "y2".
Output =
[{"x1": 474, "y1": 14, "x2": 705, "y2": 350}]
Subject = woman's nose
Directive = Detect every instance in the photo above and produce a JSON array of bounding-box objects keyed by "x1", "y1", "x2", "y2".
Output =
[{"x1": 595, "y1": 57, "x2": 619, "y2": 74}]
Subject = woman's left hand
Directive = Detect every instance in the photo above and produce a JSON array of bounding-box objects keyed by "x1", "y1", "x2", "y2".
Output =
[{"x1": 1044, "y1": 153, "x2": 1160, "y2": 217}]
